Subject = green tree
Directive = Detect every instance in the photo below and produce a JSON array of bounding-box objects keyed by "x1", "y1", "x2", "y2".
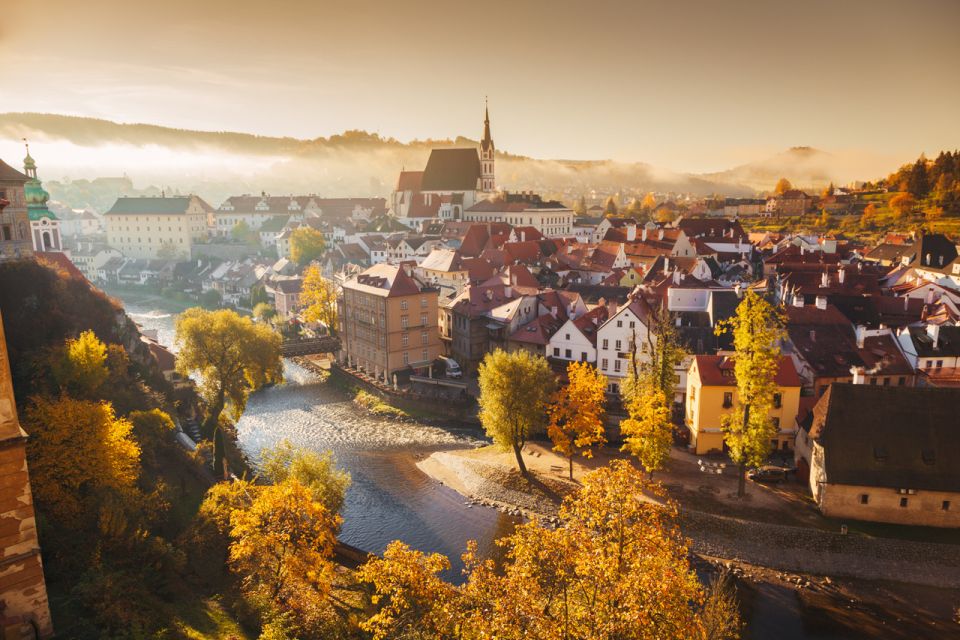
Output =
[
  {"x1": 230, "y1": 220, "x2": 258, "y2": 245},
  {"x1": 603, "y1": 195, "x2": 619, "y2": 216},
  {"x1": 253, "y1": 302, "x2": 277, "y2": 324},
  {"x1": 547, "y1": 361, "x2": 607, "y2": 479},
  {"x1": 289, "y1": 227, "x2": 327, "y2": 266},
  {"x1": 715, "y1": 291, "x2": 786, "y2": 497},
  {"x1": 260, "y1": 440, "x2": 351, "y2": 517},
  {"x1": 175, "y1": 308, "x2": 283, "y2": 478},
  {"x1": 907, "y1": 157, "x2": 929, "y2": 198},
  {"x1": 199, "y1": 288, "x2": 222, "y2": 309},
  {"x1": 478, "y1": 349, "x2": 555, "y2": 475},
  {"x1": 128, "y1": 409, "x2": 175, "y2": 467}
]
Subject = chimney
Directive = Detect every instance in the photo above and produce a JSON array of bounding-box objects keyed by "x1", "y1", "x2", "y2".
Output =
[
  {"x1": 673, "y1": 270, "x2": 681, "y2": 285},
  {"x1": 504, "y1": 285, "x2": 512, "y2": 298},
  {"x1": 838, "y1": 267, "x2": 845, "y2": 284},
  {"x1": 856, "y1": 325, "x2": 866, "y2": 349},
  {"x1": 626, "y1": 224, "x2": 637, "y2": 242},
  {"x1": 641, "y1": 227, "x2": 648, "y2": 242},
  {"x1": 511, "y1": 273, "x2": 517, "y2": 286},
  {"x1": 809, "y1": 329, "x2": 816, "y2": 342},
  {"x1": 821, "y1": 271, "x2": 829, "y2": 288},
  {"x1": 815, "y1": 295, "x2": 827, "y2": 310},
  {"x1": 402, "y1": 263, "x2": 412, "y2": 277},
  {"x1": 927, "y1": 323, "x2": 941, "y2": 349},
  {"x1": 850, "y1": 366, "x2": 866, "y2": 384},
  {"x1": 903, "y1": 296, "x2": 909, "y2": 311},
  {"x1": 663, "y1": 257, "x2": 670, "y2": 272},
  {"x1": 658, "y1": 228, "x2": 665, "y2": 240},
  {"x1": 521, "y1": 230, "x2": 526, "y2": 242},
  {"x1": 926, "y1": 287, "x2": 936, "y2": 305},
  {"x1": 793, "y1": 294, "x2": 804, "y2": 307},
  {"x1": 608, "y1": 299, "x2": 618, "y2": 317},
  {"x1": 550, "y1": 305, "x2": 558, "y2": 318}
]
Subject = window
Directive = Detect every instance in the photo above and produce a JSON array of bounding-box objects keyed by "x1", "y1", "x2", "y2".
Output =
[
  {"x1": 899, "y1": 497, "x2": 908, "y2": 508},
  {"x1": 722, "y1": 392, "x2": 733, "y2": 408},
  {"x1": 422, "y1": 349, "x2": 428, "y2": 362},
  {"x1": 936, "y1": 360, "x2": 943, "y2": 368},
  {"x1": 773, "y1": 393, "x2": 782, "y2": 408},
  {"x1": 943, "y1": 501, "x2": 951, "y2": 511},
  {"x1": 859, "y1": 494, "x2": 869, "y2": 505},
  {"x1": 403, "y1": 352, "x2": 409, "y2": 365},
  {"x1": 615, "y1": 340, "x2": 622, "y2": 351},
  {"x1": 553, "y1": 348, "x2": 560, "y2": 357},
  {"x1": 898, "y1": 376, "x2": 906, "y2": 386},
  {"x1": 601, "y1": 358, "x2": 608, "y2": 370},
  {"x1": 401, "y1": 316, "x2": 409, "y2": 329},
  {"x1": 400, "y1": 300, "x2": 408, "y2": 310},
  {"x1": 565, "y1": 349, "x2": 572, "y2": 359},
  {"x1": 772, "y1": 417, "x2": 780, "y2": 428},
  {"x1": 565, "y1": 333, "x2": 570, "y2": 340},
  {"x1": 420, "y1": 314, "x2": 428, "y2": 326},
  {"x1": 581, "y1": 352, "x2": 588, "y2": 361},
  {"x1": 617, "y1": 320, "x2": 623, "y2": 328},
  {"x1": 421, "y1": 331, "x2": 428, "y2": 345},
  {"x1": 420, "y1": 297, "x2": 427, "y2": 308},
  {"x1": 869, "y1": 377, "x2": 877, "y2": 385},
  {"x1": 614, "y1": 360, "x2": 621, "y2": 372},
  {"x1": 602, "y1": 339, "x2": 608, "y2": 350},
  {"x1": 402, "y1": 333, "x2": 409, "y2": 346}
]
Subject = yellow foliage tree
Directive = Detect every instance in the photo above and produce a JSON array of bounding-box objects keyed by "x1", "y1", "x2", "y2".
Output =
[
  {"x1": 289, "y1": 227, "x2": 327, "y2": 266},
  {"x1": 53, "y1": 330, "x2": 108, "y2": 396},
  {"x1": 860, "y1": 202, "x2": 878, "y2": 228},
  {"x1": 641, "y1": 191, "x2": 658, "y2": 210},
  {"x1": 24, "y1": 395, "x2": 140, "y2": 527},
  {"x1": 360, "y1": 461, "x2": 730, "y2": 638},
  {"x1": 889, "y1": 192, "x2": 916, "y2": 218},
  {"x1": 478, "y1": 349, "x2": 555, "y2": 475},
  {"x1": 715, "y1": 291, "x2": 786, "y2": 497},
  {"x1": 547, "y1": 361, "x2": 607, "y2": 479},
  {"x1": 228, "y1": 479, "x2": 340, "y2": 626},
  {"x1": 621, "y1": 386, "x2": 673, "y2": 478},
  {"x1": 260, "y1": 439, "x2": 351, "y2": 517},
  {"x1": 774, "y1": 177, "x2": 793, "y2": 195},
  {"x1": 300, "y1": 264, "x2": 340, "y2": 334}
]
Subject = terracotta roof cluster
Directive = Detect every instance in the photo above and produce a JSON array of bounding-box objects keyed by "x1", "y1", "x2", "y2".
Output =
[{"x1": 693, "y1": 354, "x2": 801, "y2": 387}]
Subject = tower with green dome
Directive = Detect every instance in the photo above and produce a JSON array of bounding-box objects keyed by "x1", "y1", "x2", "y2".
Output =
[{"x1": 23, "y1": 144, "x2": 63, "y2": 253}]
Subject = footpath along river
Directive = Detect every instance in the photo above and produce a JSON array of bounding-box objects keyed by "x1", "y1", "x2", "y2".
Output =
[{"x1": 118, "y1": 293, "x2": 957, "y2": 639}]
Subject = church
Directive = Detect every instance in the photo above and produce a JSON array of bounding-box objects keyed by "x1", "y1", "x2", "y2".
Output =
[
  {"x1": 392, "y1": 103, "x2": 497, "y2": 230},
  {"x1": 0, "y1": 145, "x2": 62, "y2": 261}
]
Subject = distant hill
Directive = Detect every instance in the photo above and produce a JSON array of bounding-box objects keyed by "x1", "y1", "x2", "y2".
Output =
[{"x1": 0, "y1": 113, "x2": 892, "y2": 208}]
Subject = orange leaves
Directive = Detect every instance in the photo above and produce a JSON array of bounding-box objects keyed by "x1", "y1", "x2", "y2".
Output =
[{"x1": 548, "y1": 361, "x2": 607, "y2": 477}]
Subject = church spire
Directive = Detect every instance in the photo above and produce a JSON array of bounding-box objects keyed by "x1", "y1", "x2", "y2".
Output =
[
  {"x1": 481, "y1": 97, "x2": 493, "y2": 150},
  {"x1": 480, "y1": 99, "x2": 495, "y2": 193}
]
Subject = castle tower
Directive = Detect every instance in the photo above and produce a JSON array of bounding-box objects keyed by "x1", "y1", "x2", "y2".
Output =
[
  {"x1": 480, "y1": 99, "x2": 496, "y2": 193},
  {"x1": 23, "y1": 144, "x2": 62, "y2": 254}
]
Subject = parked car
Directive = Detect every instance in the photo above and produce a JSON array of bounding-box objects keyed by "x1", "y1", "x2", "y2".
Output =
[
  {"x1": 748, "y1": 465, "x2": 787, "y2": 484},
  {"x1": 432, "y1": 356, "x2": 463, "y2": 379}
]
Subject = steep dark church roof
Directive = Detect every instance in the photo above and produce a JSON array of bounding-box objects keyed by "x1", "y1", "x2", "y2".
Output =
[
  {"x1": 0, "y1": 159, "x2": 29, "y2": 182},
  {"x1": 420, "y1": 148, "x2": 481, "y2": 191}
]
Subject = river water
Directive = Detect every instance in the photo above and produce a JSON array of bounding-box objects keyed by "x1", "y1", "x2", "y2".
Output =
[{"x1": 117, "y1": 294, "x2": 936, "y2": 638}]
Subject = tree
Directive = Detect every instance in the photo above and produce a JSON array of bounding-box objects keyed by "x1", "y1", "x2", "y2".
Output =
[
  {"x1": 230, "y1": 220, "x2": 258, "y2": 245},
  {"x1": 642, "y1": 191, "x2": 658, "y2": 211},
  {"x1": 252, "y1": 302, "x2": 277, "y2": 324},
  {"x1": 300, "y1": 264, "x2": 339, "y2": 334},
  {"x1": 156, "y1": 240, "x2": 180, "y2": 259},
  {"x1": 603, "y1": 195, "x2": 619, "y2": 216},
  {"x1": 816, "y1": 209, "x2": 832, "y2": 228},
  {"x1": 360, "y1": 461, "x2": 733, "y2": 639},
  {"x1": 574, "y1": 195, "x2": 587, "y2": 216},
  {"x1": 24, "y1": 396, "x2": 140, "y2": 528},
  {"x1": 860, "y1": 202, "x2": 878, "y2": 228},
  {"x1": 289, "y1": 227, "x2": 326, "y2": 266},
  {"x1": 889, "y1": 192, "x2": 916, "y2": 218},
  {"x1": 477, "y1": 349, "x2": 555, "y2": 475},
  {"x1": 128, "y1": 409, "x2": 175, "y2": 467},
  {"x1": 229, "y1": 480, "x2": 339, "y2": 627},
  {"x1": 820, "y1": 182, "x2": 835, "y2": 198},
  {"x1": 621, "y1": 307, "x2": 682, "y2": 476},
  {"x1": 547, "y1": 361, "x2": 607, "y2": 479},
  {"x1": 198, "y1": 288, "x2": 222, "y2": 309},
  {"x1": 175, "y1": 308, "x2": 283, "y2": 478},
  {"x1": 260, "y1": 440, "x2": 351, "y2": 517},
  {"x1": 774, "y1": 178, "x2": 793, "y2": 195},
  {"x1": 907, "y1": 158, "x2": 929, "y2": 198},
  {"x1": 53, "y1": 329, "x2": 109, "y2": 396},
  {"x1": 657, "y1": 206, "x2": 677, "y2": 224},
  {"x1": 715, "y1": 291, "x2": 786, "y2": 497}
]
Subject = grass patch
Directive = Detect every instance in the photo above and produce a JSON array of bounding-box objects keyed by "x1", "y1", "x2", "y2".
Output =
[
  {"x1": 353, "y1": 389, "x2": 408, "y2": 419},
  {"x1": 172, "y1": 594, "x2": 253, "y2": 640}
]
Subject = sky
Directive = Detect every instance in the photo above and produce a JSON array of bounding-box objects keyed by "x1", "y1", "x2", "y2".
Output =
[{"x1": 2, "y1": 0, "x2": 959, "y2": 173}]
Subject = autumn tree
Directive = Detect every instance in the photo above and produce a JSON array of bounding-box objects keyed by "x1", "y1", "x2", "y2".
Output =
[
  {"x1": 642, "y1": 191, "x2": 658, "y2": 211},
  {"x1": 128, "y1": 409, "x2": 175, "y2": 467},
  {"x1": 360, "y1": 461, "x2": 733, "y2": 638},
  {"x1": 252, "y1": 301, "x2": 277, "y2": 324},
  {"x1": 774, "y1": 177, "x2": 792, "y2": 195},
  {"x1": 860, "y1": 202, "x2": 877, "y2": 228},
  {"x1": 300, "y1": 264, "x2": 339, "y2": 334},
  {"x1": 715, "y1": 291, "x2": 786, "y2": 497},
  {"x1": 229, "y1": 480, "x2": 340, "y2": 631},
  {"x1": 816, "y1": 209, "x2": 832, "y2": 228},
  {"x1": 547, "y1": 361, "x2": 607, "y2": 479},
  {"x1": 52, "y1": 329, "x2": 109, "y2": 396},
  {"x1": 621, "y1": 307, "x2": 683, "y2": 476},
  {"x1": 24, "y1": 395, "x2": 140, "y2": 528},
  {"x1": 175, "y1": 308, "x2": 283, "y2": 478},
  {"x1": 260, "y1": 440, "x2": 351, "y2": 517},
  {"x1": 289, "y1": 226, "x2": 327, "y2": 266},
  {"x1": 820, "y1": 182, "x2": 835, "y2": 198},
  {"x1": 603, "y1": 195, "x2": 619, "y2": 215},
  {"x1": 889, "y1": 192, "x2": 916, "y2": 218},
  {"x1": 478, "y1": 349, "x2": 555, "y2": 475}
]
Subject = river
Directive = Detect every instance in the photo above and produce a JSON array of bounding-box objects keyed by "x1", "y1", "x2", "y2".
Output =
[{"x1": 116, "y1": 294, "x2": 951, "y2": 639}]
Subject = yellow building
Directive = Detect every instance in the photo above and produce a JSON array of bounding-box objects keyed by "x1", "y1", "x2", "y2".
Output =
[
  {"x1": 105, "y1": 195, "x2": 212, "y2": 259},
  {"x1": 340, "y1": 262, "x2": 442, "y2": 383},
  {"x1": 685, "y1": 354, "x2": 802, "y2": 455}
]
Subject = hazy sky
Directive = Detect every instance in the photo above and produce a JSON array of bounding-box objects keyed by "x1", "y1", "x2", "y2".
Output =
[{"x1": 2, "y1": 0, "x2": 959, "y2": 172}]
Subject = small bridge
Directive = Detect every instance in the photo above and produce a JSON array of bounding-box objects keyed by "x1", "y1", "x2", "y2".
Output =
[{"x1": 280, "y1": 336, "x2": 341, "y2": 357}]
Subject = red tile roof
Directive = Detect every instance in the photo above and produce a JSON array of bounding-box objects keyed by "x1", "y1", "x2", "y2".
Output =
[{"x1": 694, "y1": 354, "x2": 801, "y2": 387}]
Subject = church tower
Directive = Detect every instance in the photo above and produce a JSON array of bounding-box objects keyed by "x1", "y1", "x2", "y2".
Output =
[
  {"x1": 480, "y1": 99, "x2": 496, "y2": 193},
  {"x1": 23, "y1": 144, "x2": 62, "y2": 254}
]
